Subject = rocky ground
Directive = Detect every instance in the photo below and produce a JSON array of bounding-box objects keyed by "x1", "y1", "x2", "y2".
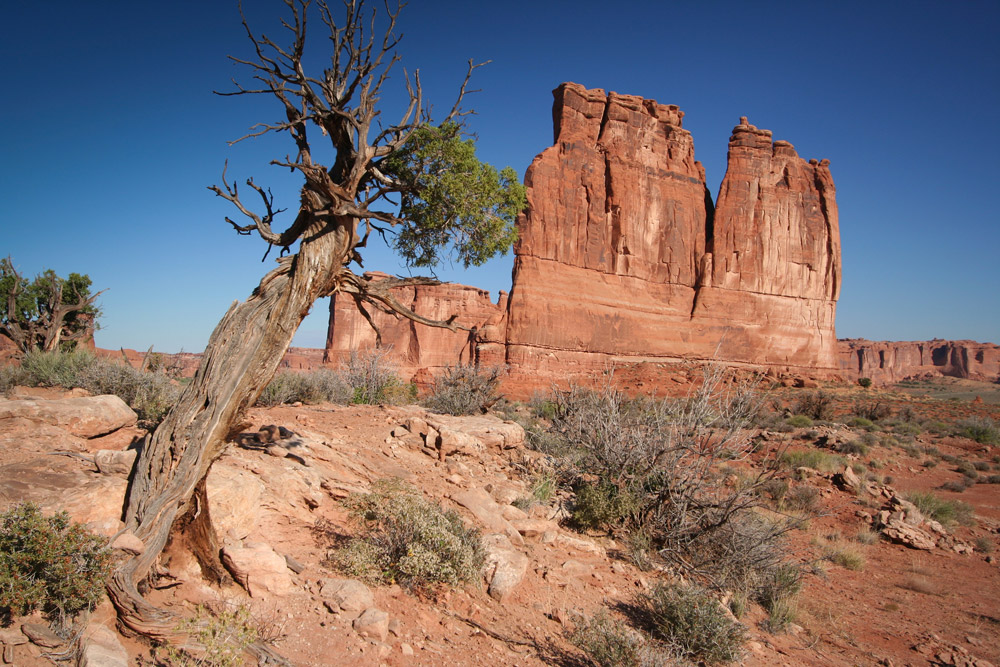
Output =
[{"x1": 0, "y1": 377, "x2": 998, "y2": 666}]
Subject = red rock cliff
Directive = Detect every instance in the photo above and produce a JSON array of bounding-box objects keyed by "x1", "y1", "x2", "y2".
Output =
[
  {"x1": 325, "y1": 83, "x2": 843, "y2": 390},
  {"x1": 504, "y1": 84, "x2": 841, "y2": 381},
  {"x1": 838, "y1": 339, "x2": 1000, "y2": 384}
]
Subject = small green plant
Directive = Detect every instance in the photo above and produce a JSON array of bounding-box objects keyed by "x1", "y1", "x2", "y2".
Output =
[
  {"x1": 339, "y1": 348, "x2": 410, "y2": 405},
  {"x1": 424, "y1": 364, "x2": 506, "y2": 416},
  {"x1": 571, "y1": 481, "x2": 640, "y2": 531},
  {"x1": 974, "y1": 536, "x2": 994, "y2": 553},
  {"x1": 0, "y1": 503, "x2": 112, "y2": 623},
  {"x1": 160, "y1": 602, "x2": 264, "y2": 667},
  {"x1": 785, "y1": 414, "x2": 813, "y2": 428},
  {"x1": 755, "y1": 563, "x2": 801, "y2": 633},
  {"x1": 569, "y1": 609, "x2": 667, "y2": 667},
  {"x1": 334, "y1": 480, "x2": 484, "y2": 588},
  {"x1": 857, "y1": 377, "x2": 873, "y2": 388},
  {"x1": 824, "y1": 543, "x2": 866, "y2": 571},
  {"x1": 780, "y1": 449, "x2": 847, "y2": 474},
  {"x1": 257, "y1": 368, "x2": 351, "y2": 407},
  {"x1": 836, "y1": 439, "x2": 869, "y2": 456},
  {"x1": 642, "y1": 582, "x2": 747, "y2": 664},
  {"x1": 904, "y1": 491, "x2": 974, "y2": 527},
  {"x1": 846, "y1": 416, "x2": 873, "y2": 428}
]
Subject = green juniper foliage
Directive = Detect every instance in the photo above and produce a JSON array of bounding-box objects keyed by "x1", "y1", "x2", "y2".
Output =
[
  {"x1": 0, "y1": 503, "x2": 112, "y2": 622},
  {"x1": 384, "y1": 122, "x2": 526, "y2": 269}
]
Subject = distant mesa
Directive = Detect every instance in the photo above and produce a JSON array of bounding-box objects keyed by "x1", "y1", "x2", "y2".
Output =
[{"x1": 319, "y1": 82, "x2": 992, "y2": 392}]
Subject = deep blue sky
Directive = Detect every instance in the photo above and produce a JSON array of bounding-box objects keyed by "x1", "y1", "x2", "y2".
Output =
[{"x1": 2, "y1": 1, "x2": 998, "y2": 352}]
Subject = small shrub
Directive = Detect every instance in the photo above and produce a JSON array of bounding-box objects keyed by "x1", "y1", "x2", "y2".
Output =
[
  {"x1": 836, "y1": 440, "x2": 869, "y2": 456},
  {"x1": 334, "y1": 480, "x2": 484, "y2": 588},
  {"x1": 0, "y1": 503, "x2": 112, "y2": 623},
  {"x1": 853, "y1": 399, "x2": 892, "y2": 422},
  {"x1": 846, "y1": 416, "x2": 873, "y2": 428},
  {"x1": 942, "y1": 479, "x2": 973, "y2": 493},
  {"x1": 784, "y1": 485, "x2": 819, "y2": 512},
  {"x1": 793, "y1": 391, "x2": 834, "y2": 421},
  {"x1": 857, "y1": 377, "x2": 873, "y2": 388},
  {"x1": 973, "y1": 461, "x2": 991, "y2": 471},
  {"x1": 424, "y1": 364, "x2": 506, "y2": 416},
  {"x1": 785, "y1": 414, "x2": 813, "y2": 428},
  {"x1": 339, "y1": 348, "x2": 410, "y2": 405},
  {"x1": 755, "y1": 563, "x2": 801, "y2": 633},
  {"x1": 985, "y1": 474, "x2": 1000, "y2": 484},
  {"x1": 642, "y1": 582, "x2": 747, "y2": 664},
  {"x1": 956, "y1": 417, "x2": 999, "y2": 445},
  {"x1": 569, "y1": 609, "x2": 666, "y2": 667},
  {"x1": 780, "y1": 449, "x2": 847, "y2": 474},
  {"x1": 854, "y1": 527, "x2": 879, "y2": 545},
  {"x1": 974, "y1": 536, "x2": 995, "y2": 553},
  {"x1": 257, "y1": 368, "x2": 351, "y2": 407},
  {"x1": 161, "y1": 602, "x2": 261, "y2": 667},
  {"x1": 904, "y1": 491, "x2": 974, "y2": 527},
  {"x1": 571, "y1": 481, "x2": 640, "y2": 531},
  {"x1": 824, "y1": 543, "x2": 865, "y2": 571}
]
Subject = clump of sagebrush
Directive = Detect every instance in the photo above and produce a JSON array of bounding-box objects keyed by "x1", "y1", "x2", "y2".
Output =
[
  {"x1": 257, "y1": 368, "x2": 351, "y2": 407},
  {"x1": 423, "y1": 363, "x2": 506, "y2": 415},
  {"x1": 339, "y1": 348, "x2": 413, "y2": 405},
  {"x1": 956, "y1": 417, "x2": 999, "y2": 445},
  {"x1": 569, "y1": 609, "x2": 669, "y2": 667},
  {"x1": 334, "y1": 480, "x2": 484, "y2": 588},
  {"x1": 852, "y1": 398, "x2": 892, "y2": 422},
  {"x1": 0, "y1": 503, "x2": 112, "y2": 624},
  {"x1": 904, "y1": 490, "x2": 974, "y2": 527},
  {"x1": 547, "y1": 367, "x2": 801, "y2": 600},
  {"x1": 792, "y1": 390, "x2": 835, "y2": 421},
  {"x1": 641, "y1": 582, "x2": 747, "y2": 664},
  {"x1": 11, "y1": 349, "x2": 181, "y2": 424},
  {"x1": 159, "y1": 601, "x2": 268, "y2": 667}
]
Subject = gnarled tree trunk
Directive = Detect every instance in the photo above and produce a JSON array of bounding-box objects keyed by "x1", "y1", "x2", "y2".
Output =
[{"x1": 107, "y1": 223, "x2": 352, "y2": 640}]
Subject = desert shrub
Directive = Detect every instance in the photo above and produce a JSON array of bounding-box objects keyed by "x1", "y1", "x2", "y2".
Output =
[
  {"x1": 13, "y1": 350, "x2": 181, "y2": 424},
  {"x1": 792, "y1": 391, "x2": 834, "y2": 421},
  {"x1": 159, "y1": 602, "x2": 260, "y2": 667},
  {"x1": 0, "y1": 503, "x2": 112, "y2": 623},
  {"x1": 973, "y1": 461, "x2": 991, "y2": 471},
  {"x1": 0, "y1": 364, "x2": 25, "y2": 393},
  {"x1": 569, "y1": 609, "x2": 667, "y2": 667},
  {"x1": 956, "y1": 460, "x2": 979, "y2": 480},
  {"x1": 339, "y1": 348, "x2": 412, "y2": 405},
  {"x1": 823, "y1": 543, "x2": 865, "y2": 571},
  {"x1": 941, "y1": 479, "x2": 973, "y2": 493},
  {"x1": 257, "y1": 368, "x2": 351, "y2": 407},
  {"x1": 853, "y1": 398, "x2": 892, "y2": 422},
  {"x1": 571, "y1": 481, "x2": 641, "y2": 531},
  {"x1": 755, "y1": 562, "x2": 801, "y2": 633},
  {"x1": 784, "y1": 485, "x2": 819, "y2": 512},
  {"x1": 985, "y1": 475, "x2": 1000, "y2": 484},
  {"x1": 836, "y1": 439, "x2": 869, "y2": 456},
  {"x1": 512, "y1": 472, "x2": 557, "y2": 511},
  {"x1": 891, "y1": 421, "x2": 922, "y2": 437},
  {"x1": 785, "y1": 414, "x2": 813, "y2": 428},
  {"x1": 854, "y1": 527, "x2": 879, "y2": 545},
  {"x1": 904, "y1": 491, "x2": 974, "y2": 526},
  {"x1": 334, "y1": 480, "x2": 484, "y2": 588},
  {"x1": 424, "y1": 364, "x2": 506, "y2": 416},
  {"x1": 76, "y1": 356, "x2": 180, "y2": 423},
  {"x1": 857, "y1": 377, "x2": 873, "y2": 388},
  {"x1": 974, "y1": 536, "x2": 994, "y2": 553},
  {"x1": 846, "y1": 416, "x2": 873, "y2": 428},
  {"x1": 956, "y1": 417, "x2": 999, "y2": 445},
  {"x1": 780, "y1": 449, "x2": 847, "y2": 474},
  {"x1": 641, "y1": 582, "x2": 747, "y2": 664}
]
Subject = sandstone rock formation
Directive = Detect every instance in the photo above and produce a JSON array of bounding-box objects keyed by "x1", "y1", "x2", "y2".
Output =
[
  {"x1": 325, "y1": 83, "x2": 843, "y2": 391},
  {"x1": 324, "y1": 272, "x2": 505, "y2": 381},
  {"x1": 838, "y1": 339, "x2": 1000, "y2": 383}
]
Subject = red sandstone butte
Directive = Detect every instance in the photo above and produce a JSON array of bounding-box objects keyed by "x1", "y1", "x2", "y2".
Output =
[
  {"x1": 323, "y1": 272, "x2": 505, "y2": 380},
  {"x1": 325, "y1": 83, "x2": 844, "y2": 390}
]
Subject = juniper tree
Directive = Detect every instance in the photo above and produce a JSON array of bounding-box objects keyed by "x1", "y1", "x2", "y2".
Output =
[{"x1": 108, "y1": 0, "x2": 524, "y2": 651}]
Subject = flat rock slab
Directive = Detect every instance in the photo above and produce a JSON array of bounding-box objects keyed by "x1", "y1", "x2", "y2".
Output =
[{"x1": 0, "y1": 395, "x2": 137, "y2": 438}]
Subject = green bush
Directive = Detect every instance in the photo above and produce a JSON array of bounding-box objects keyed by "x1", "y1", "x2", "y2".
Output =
[
  {"x1": 0, "y1": 503, "x2": 112, "y2": 623},
  {"x1": 785, "y1": 414, "x2": 813, "y2": 428},
  {"x1": 780, "y1": 449, "x2": 847, "y2": 473},
  {"x1": 904, "y1": 491, "x2": 974, "y2": 527},
  {"x1": 642, "y1": 582, "x2": 747, "y2": 664},
  {"x1": 340, "y1": 349, "x2": 412, "y2": 405},
  {"x1": 857, "y1": 377, "x2": 873, "y2": 388},
  {"x1": 571, "y1": 481, "x2": 641, "y2": 531},
  {"x1": 956, "y1": 417, "x2": 999, "y2": 445},
  {"x1": 755, "y1": 562, "x2": 801, "y2": 633},
  {"x1": 836, "y1": 439, "x2": 869, "y2": 456},
  {"x1": 569, "y1": 609, "x2": 667, "y2": 667},
  {"x1": 334, "y1": 480, "x2": 484, "y2": 588},
  {"x1": 424, "y1": 364, "x2": 506, "y2": 415}
]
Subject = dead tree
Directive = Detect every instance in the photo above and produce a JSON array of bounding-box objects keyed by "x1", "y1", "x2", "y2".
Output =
[{"x1": 107, "y1": 0, "x2": 523, "y2": 650}]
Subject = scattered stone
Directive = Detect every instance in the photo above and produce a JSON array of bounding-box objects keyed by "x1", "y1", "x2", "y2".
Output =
[
  {"x1": 0, "y1": 395, "x2": 137, "y2": 438},
  {"x1": 401, "y1": 643, "x2": 414, "y2": 656},
  {"x1": 483, "y1": 534, "x2": 529, "y2": 601},
  {"x1": 320, "y1": 578, "x2": 374, "y2": 613},
  {"x1": 79, "y1": 623, "x2": 128, "y2": 667},
  {"x1": 284, "y1": 554, "x2": 307, "y2": 574},
  {"x1": 21, "y1": 623, "x2": 64, "y2": 648},
  {"x1": 452, "y1": 487, "x2": 524, "y2": 546},
  {"x1": 94, "y1": 449, "x2": 137, "y2": 475},
  {"x1": 221, "y1": 542, "x2": 293, "y2": 597},
  {"x1": 111, "y1": 531, "x2": 145, "y2": 554},
  {"x1": 353, "y1": 608, "x2": 390, "y2": 641},
  {"x1": 510, "y1": 518, "x2": 558, "y2": 539}
]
